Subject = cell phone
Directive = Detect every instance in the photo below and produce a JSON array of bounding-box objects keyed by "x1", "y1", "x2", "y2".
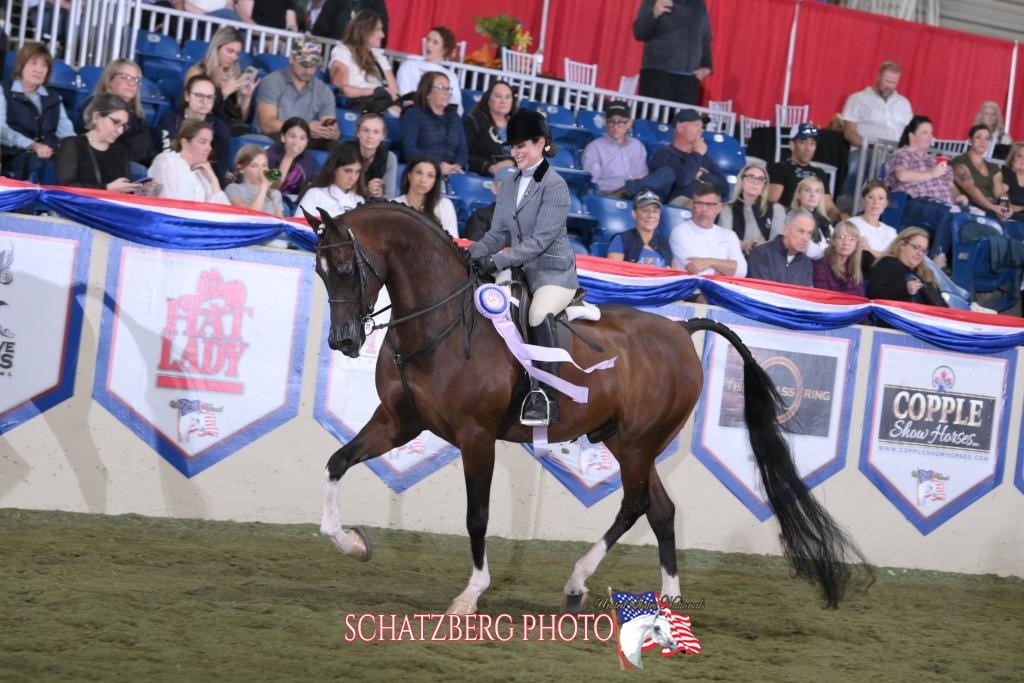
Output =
[
  {"x1": 135, "y1": 177, "x2": 154, "y2": 184},
  {"x1": 321, "y1": 118, "x2": 337, "y2": 127},
  {"x1": 240, "y1": 66, "x2": 259, "y2": 83}
]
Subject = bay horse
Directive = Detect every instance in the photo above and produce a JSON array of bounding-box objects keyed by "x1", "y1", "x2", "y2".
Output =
[{"x1": 307, "y1": 203, "x2": 866, "y2": 615}]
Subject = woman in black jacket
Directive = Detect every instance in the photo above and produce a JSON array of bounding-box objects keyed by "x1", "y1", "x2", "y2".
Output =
[
  {"x1": 463, "y1": 80, "x2": 518, "y2": 176},
  {"x1": 54, "y1": 94, "x2": 147, "y2": 193}
]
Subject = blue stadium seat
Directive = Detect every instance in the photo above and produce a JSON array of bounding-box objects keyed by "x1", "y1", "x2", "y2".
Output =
[
  {"x1": 237, "y1": 52, "x2": 255, "y2": 71},
  {"x1": 549, "y1": 146, "x2": 578, "y2": 169},
  {"x1": 553, "y1": 167, "x2": 593, "y2": 199},
  {"x1": 78, "y1": 66, "x2": 103, "y2": 92},
  {"x1": 46, "y1": 59, "x2": 84, "y2": 111},
  {"x1": 181, "y1": 39, "x2": 209, "y2": 64},
  {"x1": 703, "y1": 131, "x2": 746, "y2": 177},
  {"x1": 584, "y1": 194, "x2": 633, "y2": 256},
  {"x1": 228, "y1": 134, "x2": 274, "y2": 169},
  {"x1": 336, "y1": 108, "x2": 360, "y2": 139},
  {"x1": 530, "y1": 102, "x2": 575, "y2": 126},
  {"x1": 567, "y1": 194, "x2": 598, "y2": 247},
  {"x1": 462, "y1": 88, "x2": 483, "y2": 109},
  {"x1": 575, "y1": 109, "x2": 605, "y2": 138},
  {"x1": 384, "y1": 110, "x2": 401, "y2": 143},
  {"x1": 549, "y1": 123, "x2": 594, "y2": 149},
  {"x1": 135, "y1": 30, "x2": 181, "y2": 63},
  {"x1": 881, "y1": 190, "x2": 907, "y2": 229},
  {"x1": 307, "y1": 149, "x2": 329, "y2": 171},
  {"x1": 951, "y1": 213, "x2": 1019, "y2": 311},
  {"x1": 156, "y1": 77, "x2": 184, "y2": 106},
  {"x1": 446, "y1": 173, "x2": 497, "y2": 219},
  {"x1": 632, "y1": 119, "x2": 673, "y2": 148},
  {"x1": 255, "y1": 53, "x2": 288, "y2": 74},
  {"x1": 141, "y1": 58, "x2": 188, "y2": 85},
  {"x1": 658, "y1": 205, "x2": 691, "y2": 241}
]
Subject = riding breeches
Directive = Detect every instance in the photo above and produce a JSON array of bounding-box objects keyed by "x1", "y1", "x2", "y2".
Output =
[{"x1": 529, "y1": 285, "x2": 576, "y2": 327}]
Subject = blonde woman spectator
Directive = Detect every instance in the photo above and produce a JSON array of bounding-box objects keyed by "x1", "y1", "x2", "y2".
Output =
[
  {"x1": 396, "y1": 26, "x2": 463, "y2": 114},
  {"x1": 974, "y1": 100, "x2": 1011, "y2": 146},
  {"x1": 183, "y1": 27, "x2": 256, "y2": 134},
  {"x1": 148, "y1": 119, "x2": 229, "y2": 205},
  {"x1": 718, "y1": 163, "x2": 785, "y2": 255},
  {"x1": 866, "y1": 226, "x2": 947, "y2": 307},
  {"x1": 226, "y1": 144, "x2": 284, "y2": 216},
  {"x1": 328, "y1": 10, "x2": 399, "y2": 112},
  {"x1": 87, "y1": 58, "x2": 155, "y2": 168},
  {"x1": 789, "y1": 176, "x2": 831, "y2": 260},
  {"x1": 812, "y1": 220, "x2": 864, "y2": 296}
]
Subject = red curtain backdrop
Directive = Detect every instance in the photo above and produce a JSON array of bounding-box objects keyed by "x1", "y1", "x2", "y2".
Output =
[
  {"x1": 1011, "y1": 64, "x2": 1024, "y2": 142},
  {"x1": 385, "y1": 0, "x2": 544, "y2": 59},
  {"x1": 539, "y1": 0, "x2": 643, "y2": 91}
]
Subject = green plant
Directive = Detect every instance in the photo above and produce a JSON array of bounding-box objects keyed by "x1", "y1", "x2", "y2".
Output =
[{"x1": 475, "y1": 13, "x2": 532, "y2": 50}]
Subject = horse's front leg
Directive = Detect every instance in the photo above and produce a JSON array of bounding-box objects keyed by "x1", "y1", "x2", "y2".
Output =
[
  {"x1": 321, "y1": 403, "x2": 419, "y2": 560},
  {"x1": 447, "y1": 426, "x2": 497, "y2": 615}
]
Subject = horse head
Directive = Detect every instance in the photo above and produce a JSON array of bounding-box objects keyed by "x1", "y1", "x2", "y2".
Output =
[{"x1": 305, "y1": 207, "x2": 386, "y2": 358}]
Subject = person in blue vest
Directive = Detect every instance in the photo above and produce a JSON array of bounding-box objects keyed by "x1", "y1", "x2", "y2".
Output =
[
  {"x1": 606, "y1": 190, "x2": 673, "y2": 267},
  {"x1": 1, "y1": 42, "x2": 75, "y2": 182}
]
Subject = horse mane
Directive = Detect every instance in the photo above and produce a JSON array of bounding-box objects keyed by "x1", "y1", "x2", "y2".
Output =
[{"x1": 344, "y1": 200, "x2": 465, "y2": 258}]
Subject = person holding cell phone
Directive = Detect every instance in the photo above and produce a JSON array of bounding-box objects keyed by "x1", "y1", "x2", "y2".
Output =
[
  {"x1": 866, "y1": 226, "x2": 948, "y2": 307},
  {"x1": 225, "y1": 144, "x2": 284, "y2": 217},
  {"x1": 148, "y1": 119, "x2": 230, "y2": 205},
  {"x1": 183, "y1": 27, "x2": 257, "y2": 136},
  {"x1": 256, "y1": 38, "x2": 339, "y2": 149},
  {"x1": 632, "y1": 0, "x2": 713, "y2": 106}
]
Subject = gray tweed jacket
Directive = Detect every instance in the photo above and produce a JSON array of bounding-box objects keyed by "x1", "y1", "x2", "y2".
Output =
[{"x1": 468, "y1": 159, "x2": 579, "y2": 291}]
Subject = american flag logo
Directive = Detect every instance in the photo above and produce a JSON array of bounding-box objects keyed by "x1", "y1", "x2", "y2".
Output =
[
  {"x1": 914, "y1": 469, "x2": 947, "y2": 505},
  {"x1": 612, "y1": 590, "x2": 701, "y2": 659},
  {"x1": 171, "y1": 398, "x2": 222, "y2": 441}
]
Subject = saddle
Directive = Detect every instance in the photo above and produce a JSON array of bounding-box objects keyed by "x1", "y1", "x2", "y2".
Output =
[{"x1": 500, "y1": 267, "x2": 602, "y2": 355}]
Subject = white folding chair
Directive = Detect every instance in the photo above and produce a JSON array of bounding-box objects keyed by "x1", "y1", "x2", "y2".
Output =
[
  {"x1": 618, "y1": 74, "x2": 639, "y2": 95},
  {"x1": 707, "y1": 111, "x2": 734, "y2": 134},
  {"x1": 708, "y1": 99, "x2": 733, "y2": 112},
  {"x1": 501, "y1": 48, "x2": 542, "y2": 100},
  {"x1": 774, "y1": 104, "x2": 809, "y2": 162},
  {"x1": 931, "y1": 139, "x2": 969, "y2": 156},
  {"x1": 740, "y1": 115, "x2": 771, "y2": 144},
  {"x1": 563, "y1": 58, "x2": 598, "y2": 110},
  {"x1": 810, "y1": 161, "x2": 838, "y2": 196}
]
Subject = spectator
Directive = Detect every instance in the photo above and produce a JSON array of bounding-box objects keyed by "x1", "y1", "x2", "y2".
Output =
[
  {"x1": 148, "y1": 119, "x2": 229, "y2": 204},
  {"x1": 255, "y1": 38, "x2": 339, "y2": 149},
  {"x1": 1, "y1": 42, "x2": 75, "y2": 182},
  {"x1": 393, "y1": 155, "x2": 458, "y2": 238},
  {"x1": 866, "y1": 226, "x2": 948, "y2": 307},
  {"x1": 848, "y1": 180, "x2": 898, "y2": 260},
  {"x1": 396, "y1": 26, "x2": 463, "y2": 114},
  {"x1": 86, "y1": 59, "x2": 156, "y2": 173},
  {"x1": 180, "y1": 1, "x2": 241, "y2": 21},
  {"x1": 840, "y1": 61, "x2": 913, "y2": 198},
  {"x1": 354, "y1": 112, "x2": 398, "y2": 199},
  {"x1": 296, "y1": 141, "x2": 365, "y2": 216},
  {"x1": 812, "y1": 220, "x2": 865, "y2": 296},
  {"x1": 629, "y1": 108, "x2": 727, "y2": 204},
  {"x1": 312, "y1": 0, "x2": 388, "y2": 47},
  {"x1": 265, "y1": 117, "x2": 318, "y2": 211},
  {"x1": 606, "y1": 190, "x2": 672, "y2": 267},
  {"x1": 997, "y1": 142, "x2": 1024, "y2": 220},
  {"x1": 718, "y1": 163, "x2": 785, "y2": 256},
  {"x1": 399, "y1": 72, "x2": 467, "y2": 175},
  {"x1": 952, "y1": 124, "x2": 1012, "y2": 220},
  {"x1": 183, "y1": 27, "x2": 257, "y2": 135},
  {"x1": 237, "y1": 0, "x2": 299, "y2": 31},
  {"x1": 789, "y1": 176, "x2": 831, "y2": 260},
  {"x1": 768, "y1": 123, "x2": 838, "y2": 221},
  {"x1": 668, "y1": 183, "x2": 746, "y2": 276},
  {"x1": 747, "y1": 208, "x2": 814, "y2": 286},
  {"x1": 884, "y1": 115, "x2": 967, "y2": 260},
  {"x1": 974, "y1": 100, "x2": 1012, "y2": 146},
  {"x1": 156, "y1": 74, "x2": 232, "y2": 183},
  {"x1": 225, "y1": 144, "x2": 284, "y2": 216},
  {"x1": 463, "y1": 80, "x2": 517, "y2": 177},
  {"x1": 632, "y1": 0, "x2": 711, "y2": 106},
  {"x1": 581, "y1": 100, "x2": 648, "y2": 195},
  {"x1": 328, "y1": 10, "x2": 399, "y2": 113},
  {"x1": 54, "y1": 94, "x2": 146, "y2": 193}
]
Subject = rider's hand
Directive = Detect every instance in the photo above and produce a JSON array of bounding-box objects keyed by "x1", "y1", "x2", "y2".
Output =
[{"x1": 472, "y1": 255, "x2": 497, "y2": 275}]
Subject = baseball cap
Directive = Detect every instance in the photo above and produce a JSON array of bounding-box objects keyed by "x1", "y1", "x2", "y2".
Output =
[
  {"x1": 790, "y1": 122, "x2": 819, "y2": 140},
  {"x1": 633, "y1": 189, "x2": 662, "y2": 210},
  {"x1": 605, "y1": 100, "x2": 631, "y2": 120},
  {"x1": 673, "y1": 108, "x2": 702, "y2": 124},
  {"x1": 291, "y1": 38, "x2": 324, "y2": 67}
]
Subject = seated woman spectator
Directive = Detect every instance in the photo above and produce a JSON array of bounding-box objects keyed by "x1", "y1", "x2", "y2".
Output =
[
  {"x1": 866, "y1": 226, "x2": 948, "y2": 307},
  {"x1": 812, "y1": 220, "x2": 864, "y2": 296},
  {"x1": 87, "y1": 59, "x2": 156, "y2": 172},
  {"x1": 848, "y1": 180, "x2": 898, "y2": 260},
  {"x1": 296, "y1": 141, "x2": 366, "y2": 217},
  {"x1": 974, "y1": 100, "x2": 1012, "y2": 147},
  {"x1": 399, "y1": 72, "x2": 467, "y2": 175},
  {"x1": 157, "y1": 74, "x2": 231, "y2": 182},
  {"x1": 789, "y1": 176, "x2": 831, "y2": 260},
  {"x1": 463, "y1": 80, "x2": 516, "y2": 177},
  {"x1": 952, "y1": 124, "x2": 1012, "y2": 220},
  {"x1": 225, "y1": 144, "x2": 284, "y2": 217},
  {"x1": 718, "y1": 163, "x2": 785, "y2": 256},
  {"x1": 354, "y1": 112, "x2": 398, "y2": 199},
  {"x1": 183, "y1": 27, "x2": 256, "y2": 135},
  {"x1": 329, "y1": 10, "x2": 399, "y2": 113},
  {"x1": 1, "y1": 42, "x2": 75, "y2": 182},
  {"x1": 54, "y1": 94, "x2": 146, "y2": 193},
  {"x1": 265, "y1": 117, "x2": 318, "y2": 202},
  {"x1": 148, "y1": 119, "x2": 229, "y2": 205},
  {"x1": 393, "y1": 155, "x2": 458, "y2": 238},
  {"x1": 997, "y1": 142, "x2": 1024, "y2": 221},
  {"x1": 884, "y1": 115, "x2": 967, "y2": 260},
  {"x1": 606, "y1": 190, "x2": 673, "y2": 267},
  {"x1": 395, "y1": 26, "x2": 463, "y2": 114}
]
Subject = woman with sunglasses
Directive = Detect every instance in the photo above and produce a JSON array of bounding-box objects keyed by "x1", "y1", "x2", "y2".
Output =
[
  {"x1": 54, "y1": 94, "x2": 147, "y2": 194},
  {"x1": 399, "y1": 71, "x2": 467, "y2": 176},
  {"x1": 866, "y1": 226, "x2": 948, "y2": 307},
  {"x1": 718, "y1": 163, "x2": 786, "y2": 255}
]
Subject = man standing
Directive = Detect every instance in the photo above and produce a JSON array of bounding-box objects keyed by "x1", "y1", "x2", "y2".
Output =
[
  {"x1": 629, "y1": 108, "x2": 727, "y2": 204},
  {"x1": 746, "y1": 208, "x2": 815, "y2": 286},
  {"x1": 255, "y1": 39, "x2": 340, "y2": 149},
  {"x1": 840, "y1": 61, "x2": 913, "y2": 199},
  {"x1": 768, "y1": 122, "x2": 839, "y2": 221},
  {"x1": 581, "y1": 100, "x2": 648, "y2": 195},
  {"x1": 669, "y1": 183, "x2": 746, "y2": 276},
  {"x1": 632, "y1": 0, "x2": 712, "y2": 106}
]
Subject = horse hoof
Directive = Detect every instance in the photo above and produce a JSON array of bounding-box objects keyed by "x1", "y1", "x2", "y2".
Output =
[
  {"x1": 445, "y1": 601, "x2": 477, "y2": 616},
  {"x1": 351, "y1": 527, "x2": 372, "y2": 562},
  {"x1": 562, "y1": 591, "x2": 588, "y2": 614}
]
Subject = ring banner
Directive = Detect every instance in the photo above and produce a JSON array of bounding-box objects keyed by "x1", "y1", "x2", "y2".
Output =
[
  {"x1": 859, "y1": 331, "x2": 1016, "y2": 535},
  {"x1": 692, "y1": 309, "x2": 861, "y2": 521},
  {"x1": 92, "y1": 239, "x2": 312, "y2": 477}
]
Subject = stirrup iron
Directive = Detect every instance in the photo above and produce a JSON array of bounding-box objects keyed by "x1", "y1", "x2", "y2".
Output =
[{"x1": 520, "y1": 388, "x2": 552, "y2": 427}]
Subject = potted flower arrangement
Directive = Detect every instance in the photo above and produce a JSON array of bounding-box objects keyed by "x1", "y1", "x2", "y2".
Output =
[{"x1": 468, "y1": 13, "x2": 532, "y2": 67}]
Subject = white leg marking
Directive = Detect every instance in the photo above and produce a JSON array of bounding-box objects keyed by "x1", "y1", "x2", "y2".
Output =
[
  {"x1": 564, "y1": 540, "x2": 607, "y2": 596},
  {"x1": 661, "y1": 568, "x2": 680, "y2": 600},
  {"x1": 447, "y1": 559, "x2": 490, "y2": 615},
  {"x1": 320, "y1": 468, "x2": 364, "y2": 557}
]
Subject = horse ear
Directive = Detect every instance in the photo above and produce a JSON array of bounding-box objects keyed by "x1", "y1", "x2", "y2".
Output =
[
  {"x1": 318, "y1": 208, "x2": 335, "y2": 231},
  {"x1": 301, "y1": 207, "x2": 321, "y2": 232}
]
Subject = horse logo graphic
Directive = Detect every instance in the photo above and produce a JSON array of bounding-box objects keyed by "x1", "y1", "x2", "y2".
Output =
[
  {"x1": 612, "y1": 590, "x2": 700, "y2": 668},
  {"x1": 0, "y1": 241, "x2": 13, "y2": 286},
  {"x1": 913, "y1": 469, "x2": 948, "y2": 506},
  {"x1": 169, "y1": 398, "x2": 223, "y2": 443}
]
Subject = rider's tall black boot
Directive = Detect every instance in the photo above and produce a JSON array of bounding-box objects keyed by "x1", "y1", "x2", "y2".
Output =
[{"x1": 521, "y1": 314, "x2": 560, "y2": 426}]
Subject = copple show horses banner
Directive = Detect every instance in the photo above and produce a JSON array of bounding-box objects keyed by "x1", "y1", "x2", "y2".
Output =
[
  {"x1": 859, "y1": 332, "x2": 1016, "y2": 535},
  {"x1": 92, "y1": 240, "x2": 312, "y2": 477},
  {"x1": 0, "y1": 219, "x2": 92, "y2": 434},
  {"x1": 692, "y1": 310, "x2": 861, "y2": 521}
]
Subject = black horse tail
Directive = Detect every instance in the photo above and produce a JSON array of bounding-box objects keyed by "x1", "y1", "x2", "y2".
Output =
[{"x1": 685, "y1": 318, "x2": 871, "y2": 607}]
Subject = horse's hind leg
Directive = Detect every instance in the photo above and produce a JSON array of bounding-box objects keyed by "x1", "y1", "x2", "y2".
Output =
[
  {"x1": 321, "y1": 403, "x2": 420, "y2": 560},
  {"x1": 646, "y1": 468, "x2": 680, "y2": 599}
]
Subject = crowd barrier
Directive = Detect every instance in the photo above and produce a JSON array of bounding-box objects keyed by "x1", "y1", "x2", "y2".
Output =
[{"x1": 1, "y1": 184, "x2": 1023, "y2": 577}]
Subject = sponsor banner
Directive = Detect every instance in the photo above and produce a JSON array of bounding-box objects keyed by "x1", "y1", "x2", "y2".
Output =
[
  {"x1": 0, "y1": 217, "x2": 91, "y2": 433},
  {"x1": 859, "y1": 332, "x2": 1016, "y2": 535},
  {"x1": 693, "y1": 310, "x2": 860, "y2": 521},
  {"x1": 93, "y1": 240, "x2": 311, "y2": 477},
  {"x1": 526, "y1": 304, "x2": 692, "y2": 506},
  {"x1": 314, "y1": 288, "x2": 460, "y2": 492}
]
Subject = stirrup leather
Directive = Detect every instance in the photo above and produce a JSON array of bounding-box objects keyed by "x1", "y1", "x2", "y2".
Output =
[{"x1": 520, "y1": 388, "x2": 552, "y2": 427}]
